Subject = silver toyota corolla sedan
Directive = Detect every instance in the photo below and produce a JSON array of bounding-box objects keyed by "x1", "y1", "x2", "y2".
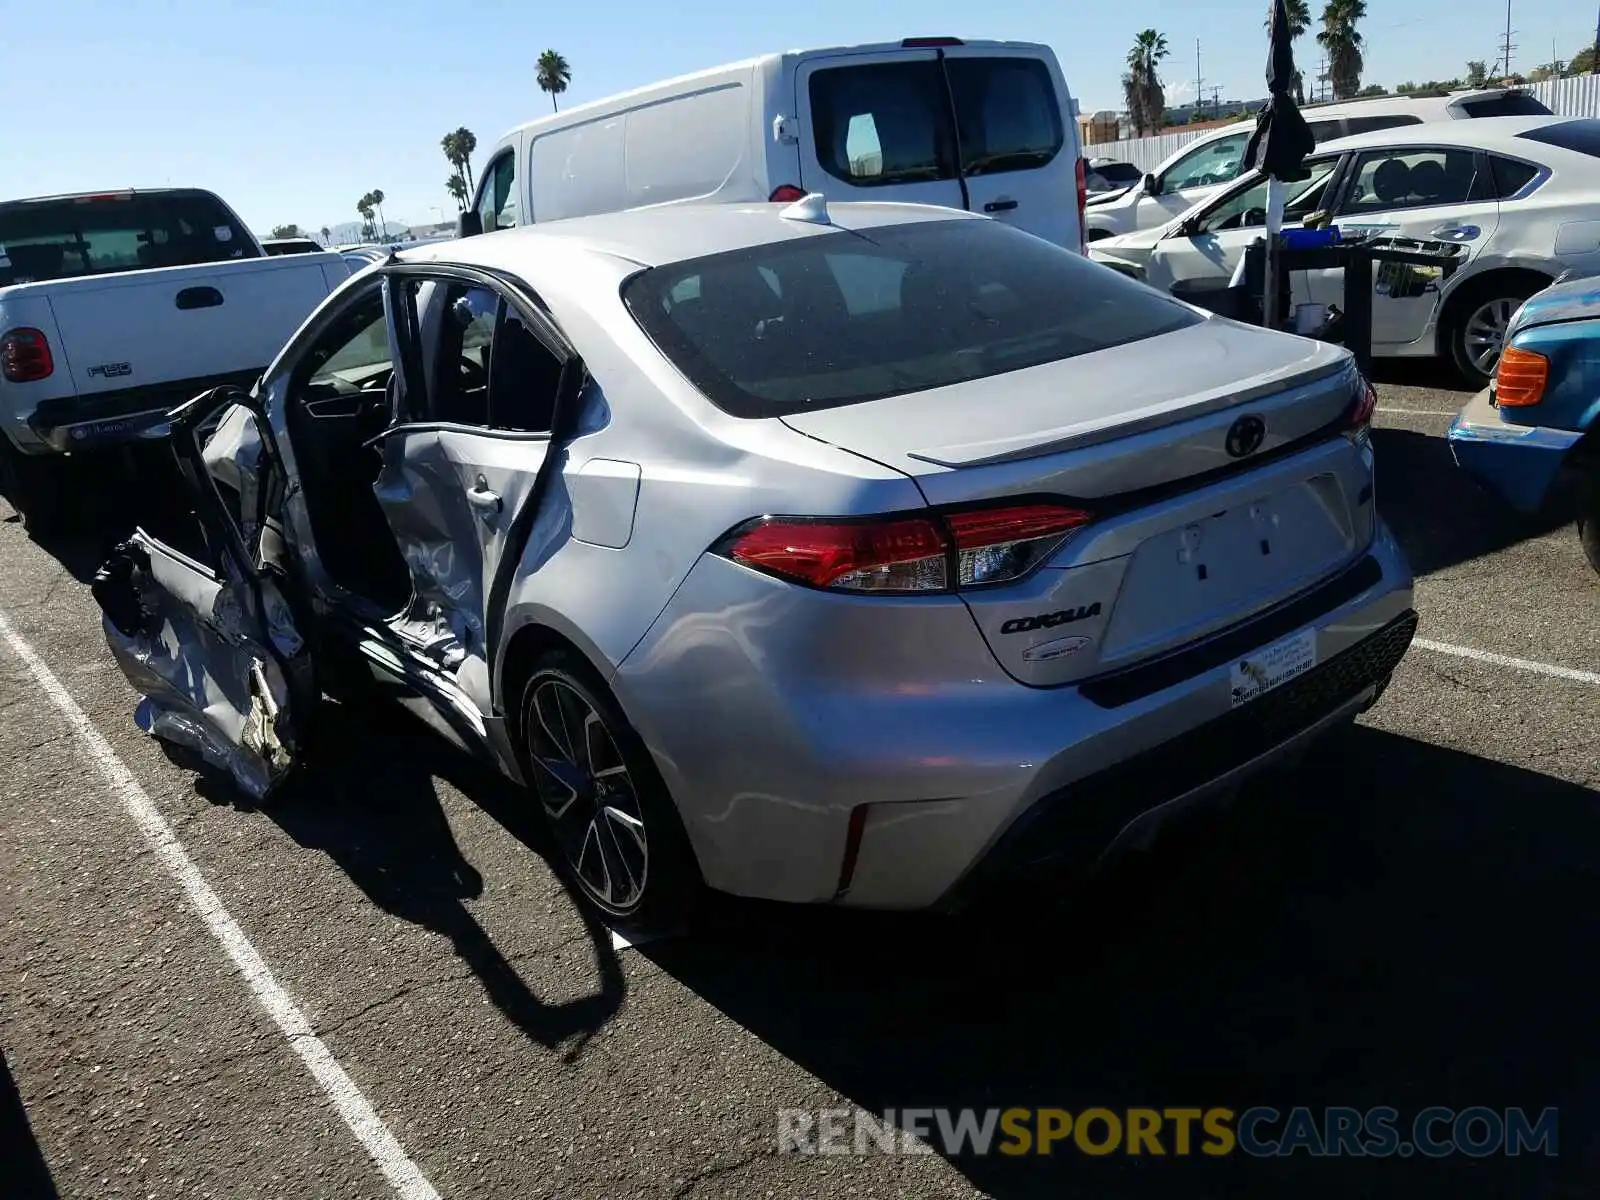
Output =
[{"x1": 91, "y1": 197, "x2": 1418, "y2": 932}]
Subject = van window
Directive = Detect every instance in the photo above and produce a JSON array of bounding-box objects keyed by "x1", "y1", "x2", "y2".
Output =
[
  {"x1": 1306, "y1": 119, "x2": 1344, "y2": 142},
  {"x1": 946, "y1": 57, "x2": 1064, "y2": 175},
  {"x1": 476, "y1": 152, "x2": 518, "y2": 232},
  {"x1": 808, "y1": 61, "x2": 950, "y2": 185},
  {"x1": 622, "y1": 218, "x2": 1201, "y2": 418}
]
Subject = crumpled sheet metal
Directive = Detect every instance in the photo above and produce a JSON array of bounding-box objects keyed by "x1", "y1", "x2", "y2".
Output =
[{"x1": 100, "y1": 553, "x2": 298, "y2": 803}]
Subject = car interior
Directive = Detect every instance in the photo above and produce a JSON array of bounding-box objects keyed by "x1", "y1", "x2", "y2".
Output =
[{"x1": 272, "y1": 278, "x2": 566, "y2": 623}]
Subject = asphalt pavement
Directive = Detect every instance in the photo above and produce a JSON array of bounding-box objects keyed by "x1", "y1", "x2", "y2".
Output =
[{"x1": 1, "y1": 362, "x2": 1596, "y2": 1199}]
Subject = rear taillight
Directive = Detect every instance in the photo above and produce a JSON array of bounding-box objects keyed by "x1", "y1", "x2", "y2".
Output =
[
  {"x1": 716, "y1": 503, "x2": 1092, "y2": 594},
  {"x1": 1342, "y1": 373, "x2": 1378, "y2": 443},
  {"x1": 1494, "y1": 346, "x2": 1548, "y2": 407},
  {"x1": 1, "y1": 328, "x2": 54, "y2": 383},
  {"x1": 769, "y1": 184, "x2": 807, "y2": 203},
  {"x1": 1075, "y1": 158, "x2": 1088, "y2": 253}
]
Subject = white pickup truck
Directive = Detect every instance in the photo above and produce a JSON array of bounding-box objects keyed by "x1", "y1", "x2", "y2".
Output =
[{"x1": 0, "y1": 188, "x2": 349, "y2": 531}]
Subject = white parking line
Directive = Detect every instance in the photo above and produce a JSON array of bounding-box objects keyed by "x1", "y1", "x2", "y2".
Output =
[
  {"x1": 1415, "y1": 637, "x2": 1600, "y2": 686},
  {"x1": 0, "y1": 609, "x2": 442, "y2": 1200},
  {"x1": 1376, "y1": 407, "x2": 1460, "y2": 418}
]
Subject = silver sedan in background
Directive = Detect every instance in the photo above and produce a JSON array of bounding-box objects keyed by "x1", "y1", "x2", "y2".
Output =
[{"x1": 91, "y1": 198, "x2": 1417, "y2": 933}]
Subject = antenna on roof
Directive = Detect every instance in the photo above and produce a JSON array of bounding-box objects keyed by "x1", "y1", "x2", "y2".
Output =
[{"x1": 779, "y1": 193, "x2": 831, "y2": 225}]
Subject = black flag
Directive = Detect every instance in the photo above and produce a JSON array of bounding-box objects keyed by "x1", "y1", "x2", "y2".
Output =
[{"x1": 1243, "y1": 0, "x2": 1315, "y2": 180}]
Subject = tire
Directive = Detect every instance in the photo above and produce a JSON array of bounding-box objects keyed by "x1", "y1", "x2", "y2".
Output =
[
  {"x1": 0, "y1": 440, "x2": 70, "y2": 535},
  {"x1": 518, "y1": 650, "x2": 701, "y2": 935},
  {"x1": 1443, "y1": 274, "x2": 1548, "y2": 389},
  {"x1": 1579, "y1": 478, "x2": 1600, "y2": 578}
]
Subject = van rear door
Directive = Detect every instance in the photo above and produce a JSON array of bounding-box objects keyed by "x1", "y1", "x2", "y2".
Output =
[
  {"x1": 940, "y1": 44, "x2": 1080, "y2": 249},
  {"x1": 795, "y1": 42, "x2": 1080, "y2": 250},
  {"x1": 793, "y1": 47, "x2": 967, "y2": 212}
]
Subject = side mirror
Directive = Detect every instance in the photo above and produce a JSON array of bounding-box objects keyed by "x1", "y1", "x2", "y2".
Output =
[
  {"x1": 456, "y1": 209, "x2": 483, "y2": 239},
  {"x1": 1143, "y1": 173, "x2": 1159, "y2": 196}
]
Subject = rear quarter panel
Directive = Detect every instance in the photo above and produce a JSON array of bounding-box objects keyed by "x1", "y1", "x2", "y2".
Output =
[{"x1": 490, "y1": 246, "x2": 925, "y2": 705}]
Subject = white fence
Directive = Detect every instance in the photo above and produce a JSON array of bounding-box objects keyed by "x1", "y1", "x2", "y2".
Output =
[{"x1": 1084, "y1": 75, "x2": 1600, "y2": 171}]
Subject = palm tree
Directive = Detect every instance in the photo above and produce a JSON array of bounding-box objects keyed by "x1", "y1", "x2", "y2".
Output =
[
  {"x1": 441, "y1": 127, "x2": 478, "y2": 196},
  {"x1": 370, "y1": 188, "x2": 387, "y2": 241},
  {"x1": 1123, "y1": 30, "x2": 1170, "y2": 137},
  {"x1": 356, "y1": 195, "x2": 375, "y2": 241},
  {"x1": 446, "y1": 174, "x2": 469, "y2": 210},
  {"x1": 320, "y1": 225, "x2": 331, "y2": 246},
  {"x1": 1265, "y1": 0, "x2": 1313, "y2": 102},
  {"x1": 537, "y1": 49, "x2": 572, "y2": 112},
  {"x1": 1318, "y1": 0, "x2": 1367, "y2": 99}
]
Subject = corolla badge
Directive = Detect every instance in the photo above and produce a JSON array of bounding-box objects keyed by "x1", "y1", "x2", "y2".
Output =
[
  {"x1": 1021, "y1": 635, "x2": 1094, "y2": 663},
  {"x1": 1225, "y1": 414, "x2": 1266, "y2": 458}
]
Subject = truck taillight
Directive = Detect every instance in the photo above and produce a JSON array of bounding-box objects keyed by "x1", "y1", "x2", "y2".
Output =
[
  {"x1": 769, "y1": 184, "x2": 807, "y2": 203},
  {"x1": 1, "y1": 328, "x2": 53, "y2": 383},
  {"x1": 1075, "y1": 157, "x2": 1088, "y2": 253},
  {"x1": 715, "y1": 504, "x2": 1092, "y2": 594}
]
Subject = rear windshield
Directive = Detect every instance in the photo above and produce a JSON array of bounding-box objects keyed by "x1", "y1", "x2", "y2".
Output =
[
  {"x1": 1459, "y1": 92, "x2": 1553, "y2": 118},
  {"x1": 0, "y1": 191, "x2": 257, "y2": 286},
  {"x1": 622, "y1": 218, "x2": 1203, "y2": 418},
  {"x1": 1517, "y1": 118, "x2": 1600, "y2": 156}
]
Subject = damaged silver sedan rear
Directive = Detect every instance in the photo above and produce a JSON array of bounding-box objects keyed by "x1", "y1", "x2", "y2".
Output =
[{"x1": 89, "y1": 199, "x2": 1417, "y2": 933}]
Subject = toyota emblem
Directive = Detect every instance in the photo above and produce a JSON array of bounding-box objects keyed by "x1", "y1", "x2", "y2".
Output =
[{"x1": 1225, "y1": 415, "x2": 1266, "y2": 458}]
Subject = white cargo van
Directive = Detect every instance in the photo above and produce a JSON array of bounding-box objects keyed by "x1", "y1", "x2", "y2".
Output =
[{"x1": 460, "y1": 37, "x2": 1088, "y2": 251}]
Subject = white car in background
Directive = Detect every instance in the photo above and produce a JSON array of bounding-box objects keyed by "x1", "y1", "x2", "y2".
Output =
[
  {"x1": 1084, "y1": 87, "x2": 1552, "y2": 242},
  {"x1": 1090, "y1": 115, "x2": 1600, "y2": 385}
]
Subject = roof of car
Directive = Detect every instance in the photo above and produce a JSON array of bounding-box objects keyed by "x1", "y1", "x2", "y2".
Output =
[
  {"x1": 1316, "y1": 113, "x2": 1577, "y2": 154},
  {"x1": 396, "y1": 200, "x2": 987, "y2": 272}
]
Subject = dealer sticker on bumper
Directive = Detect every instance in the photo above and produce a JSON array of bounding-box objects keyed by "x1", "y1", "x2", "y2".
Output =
[{"x1": 1230, "y1": 629, "x2": 1317, "y2": 708}]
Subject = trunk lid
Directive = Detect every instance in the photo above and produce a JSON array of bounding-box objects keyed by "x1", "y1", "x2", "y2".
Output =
[
  {"x1": 783, "y1": 321, "x2": 1375, "y2": 687},
  {"x1": 36, "y1": 255, "x2": 345, "y2": 397}
]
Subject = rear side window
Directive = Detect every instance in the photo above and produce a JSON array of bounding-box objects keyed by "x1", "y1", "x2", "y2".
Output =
[
  {"x1": 1343, "y1": 115, "x2": 1424, "y2": 136},
  {"x1": 622, "y1": 218, "x2": 1202, "y2": 418},
  {"x1": 1306, "y1": 119, "x2": 1345, "y2": 142},
  {"x1": 1490, "y1": 156, "x2": 1541, "y2": 198},
  {"x1": 1459, "y1": 93, "x2": 1553, "y2": 118},
  {"x1": 0, "y1": 191, "x2": 256, "y2": 286},
  {"x1": 808, "y1": 61, "x2": 951, "y2": 185},
  {"x1": 1517, "y1": 118, "x2": 1600, "y2": 157},
  {"x1": 1341, "y1": 148, "x2": 1485, "y2": 213},
  {"x1": 946, "y1": 57, "x2": 1064, "y2": 175}
]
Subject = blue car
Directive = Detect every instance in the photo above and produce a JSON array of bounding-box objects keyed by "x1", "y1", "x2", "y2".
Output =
[{"x1": 1448, "y1": 275, "x2": 1600, "y2": 575}]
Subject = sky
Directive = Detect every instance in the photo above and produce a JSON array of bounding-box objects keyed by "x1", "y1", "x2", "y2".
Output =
[{"x1": 3, "y1": 0, "x2": 1596, "y2": 235}]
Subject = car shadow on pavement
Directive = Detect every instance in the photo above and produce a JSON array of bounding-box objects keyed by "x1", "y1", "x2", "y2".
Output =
[
  {"x1": 183, "y1": 700, "x2": 627, "y2": 1062},
  {"x1": 1371, "y1": 427, "x2": 1571, "y2": 578},
  {"x1": 1, "y1": 1049, "x2": 59, "y2": 1199},
  {"x1": 646, "y1": 724, "x2": 1596, "y2": 1198}
]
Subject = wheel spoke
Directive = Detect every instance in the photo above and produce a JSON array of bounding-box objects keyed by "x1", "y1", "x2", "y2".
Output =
[
  {"x1": 524, "y1": 676, "x2": 651, "y2": 914},
  {"x1": 533, "y1": 683, "x2": 576, "y2": 763},
  {"x1": 596, "y1": 810, "x2": 643, "y2": 906}
]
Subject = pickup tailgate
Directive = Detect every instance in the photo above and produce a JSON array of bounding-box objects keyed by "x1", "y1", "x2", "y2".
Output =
[{"x1": 37, "y1": 254, "x2": 346, "y2": 397}]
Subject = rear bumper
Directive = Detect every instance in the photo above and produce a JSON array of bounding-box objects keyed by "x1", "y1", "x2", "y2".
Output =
[
  {"x1": 616, "y1": 519, "x2": 1415, "y2": 910},
  {"x1": 1447, "y1": 387, "x2": 1584, "y2": 515},
  {"x1": 21, "y1": 368, "x2": 261, "y2": 454},
  {"x1": 939, "y1": 609, "x2": 1416, "y2": 911}
]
